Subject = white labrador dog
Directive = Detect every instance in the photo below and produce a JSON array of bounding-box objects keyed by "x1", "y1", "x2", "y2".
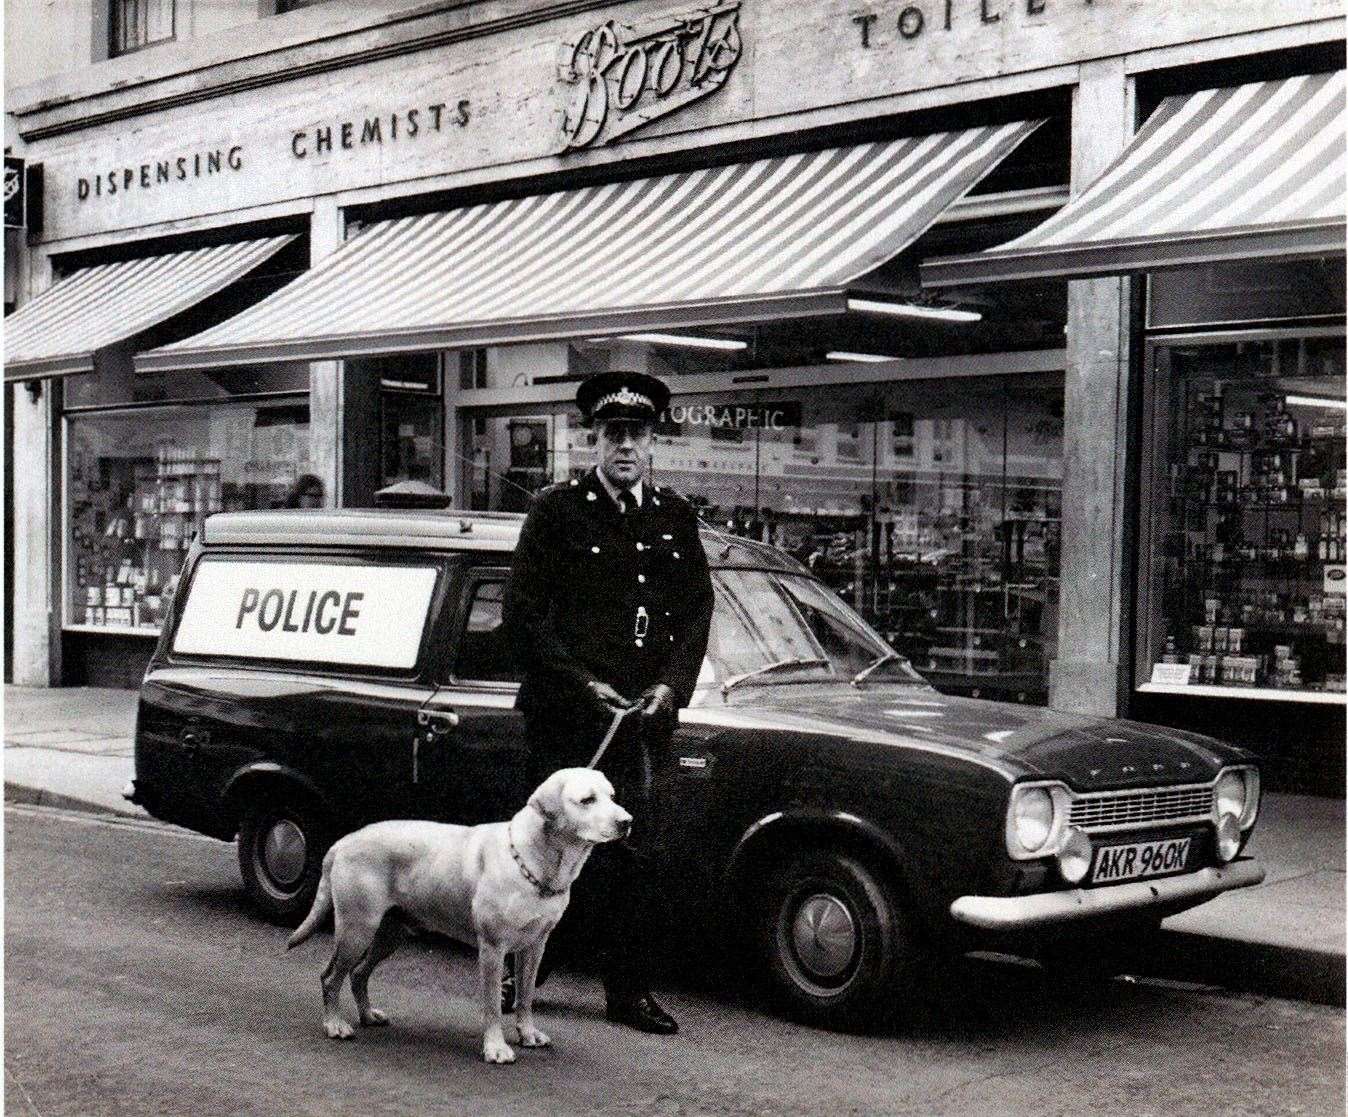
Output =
[{"x1": 287, "y1": 767, "x2": 631, "y2": 1063}]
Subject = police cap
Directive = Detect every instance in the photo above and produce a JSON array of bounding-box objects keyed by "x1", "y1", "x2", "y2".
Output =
[{"x1": 576, "y1": 370, "x2": 671, "y2": 427}]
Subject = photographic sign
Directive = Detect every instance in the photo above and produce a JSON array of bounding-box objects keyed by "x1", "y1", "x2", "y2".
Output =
[
  {"x1": 4, "y1": 157, "x2": 24, "y2": 228},
  {"x1": 173, "y1": 559, "x2": 439, "y2": 668},
  {"x1": 659, "y1": 401, "x2": 802, "y2": 433}
]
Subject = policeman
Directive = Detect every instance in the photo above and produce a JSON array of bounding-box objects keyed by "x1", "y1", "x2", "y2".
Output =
[{"x1": 502, "y1": 370, "x2": 714, "y2": 1034}]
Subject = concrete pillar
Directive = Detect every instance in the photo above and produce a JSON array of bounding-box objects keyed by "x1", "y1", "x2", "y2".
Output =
[
  {"x1": 11, "y1": 379, "x2": 54, "y2": 685},
  {"x1": 1048, "y1": 58, "x2": 1135, "y2": 717},
  {"x1": 308, "y1": 198, "x2": 343, "y2": 507},
  {"x1": 10, "y1": 246, "x2": 55, "y2": 685}
]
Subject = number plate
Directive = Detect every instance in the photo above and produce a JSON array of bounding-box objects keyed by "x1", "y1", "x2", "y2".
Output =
[{"x1": 1091, "y1": 836, "x2": 1191, "y2": 883}]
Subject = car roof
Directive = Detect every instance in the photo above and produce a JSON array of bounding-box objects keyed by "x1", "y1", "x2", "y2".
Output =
[{"x1": 199, "y1": 509, "x2": 807, "y2": 573}]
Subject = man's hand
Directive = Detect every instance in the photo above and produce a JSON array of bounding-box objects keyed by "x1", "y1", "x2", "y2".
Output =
[
  {"x1": 586, "y1": 679, "x2": 631, "y2": 714},
  {"x1": 638, "y1": 683, "x2": 677, "y2": 725}
]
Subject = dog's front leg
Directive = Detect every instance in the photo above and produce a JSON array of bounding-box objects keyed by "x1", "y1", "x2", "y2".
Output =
[
  {"x1": 477, "y1": 943, "x2": 516, "y2": 1064},
  {"x1": 514, "y1": 938, "x2": 551, "y2": 1050}
]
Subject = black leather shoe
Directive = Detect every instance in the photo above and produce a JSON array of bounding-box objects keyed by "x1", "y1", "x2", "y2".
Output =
[{"x1": 605, "y1": 993, "x2": 678, "y2": 1034}]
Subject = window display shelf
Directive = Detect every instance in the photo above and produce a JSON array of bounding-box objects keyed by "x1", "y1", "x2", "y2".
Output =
[
  {"x1": 1138, "y1": 682, "x2": 1346, "y2": 705},
  {"x1": 62, "y1": 624, "x2": 162, "y2": 637},
  {"x1": 1142, "y1": 335, "x2": 1346, "y2": 700}
]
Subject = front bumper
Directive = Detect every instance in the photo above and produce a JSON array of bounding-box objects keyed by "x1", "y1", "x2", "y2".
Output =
[{"x1": 950, "y1": 859, "x2": 1265, "y2": 931}]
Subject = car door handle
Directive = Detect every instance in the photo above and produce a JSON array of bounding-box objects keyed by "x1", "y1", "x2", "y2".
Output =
[{"x1": 417, "y1": 709, "x2": 460, "y2": 736}]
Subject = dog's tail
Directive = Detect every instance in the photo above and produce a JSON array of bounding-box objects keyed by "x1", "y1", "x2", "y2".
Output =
[{"x1": 286, "y1": 848, "x2": 335, "y2": 950}]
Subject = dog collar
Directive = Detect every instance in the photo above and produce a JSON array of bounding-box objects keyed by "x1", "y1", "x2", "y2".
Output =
[{"x1": 508, "y1": 820, "x2": 567, "y2": 899}]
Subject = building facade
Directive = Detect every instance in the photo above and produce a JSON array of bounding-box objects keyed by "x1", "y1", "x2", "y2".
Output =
[{"x1": 4, "y1": 0, "x2": 1344, "y2": 788}]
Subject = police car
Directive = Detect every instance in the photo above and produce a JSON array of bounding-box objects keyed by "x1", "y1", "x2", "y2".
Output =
[{"x1": 128, "y1": 508, "x2": 1264, "y2": 1027}]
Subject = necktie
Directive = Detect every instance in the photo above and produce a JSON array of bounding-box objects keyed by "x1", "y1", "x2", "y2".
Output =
[{"x1": 618, "y1": 489, "x2": 637, "y2": 516}]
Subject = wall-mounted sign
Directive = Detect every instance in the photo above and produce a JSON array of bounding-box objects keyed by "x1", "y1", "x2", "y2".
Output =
[
  {"x1": 290, "y1": 100, "x2": 471, "y2": 160},
  {"x1": 15, "y1": 0, "x2": 1332, "y2": 242},
  {"x1": 173, "y1": 559, "x2": 439, "y2": 668},
  {"x1": 4, "y1": 157, "x2": 24, "y2": 228},
  {"x1": 850, "y1": 0, "x2": 1100, "y2": 49},
  {"x1": 559, "y1": 2, "x2": 743, "y2": 151},
  {"x1": 659, "y1": 401, "x2": 802, "y2": 432}
]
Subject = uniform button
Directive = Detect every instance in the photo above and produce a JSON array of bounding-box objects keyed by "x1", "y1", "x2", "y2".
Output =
[
  {"x1": 635, "y1": 638, "x2": 644, "y2": 648},
  {"x1": 591, "y1": 546, "x2": 601, "y2": 554},
  {"x1": 571, "y1": 479, "x2": 579, "y2": 486},
  {"x1": 637, "y1": 574, "x2": 646, "y2": 583},
  {"x1": 636, "y1": 542, "x2": 645, "y2": 551},
  {"x1": 662, "y1": 534, "x2": 673, "y2": 540},
  {"x1": 673, "y1": 552, "x2": 680, "y2": 559},
  {"x1": 586, "y1": 491, "x2": 597, "y2": 501}
]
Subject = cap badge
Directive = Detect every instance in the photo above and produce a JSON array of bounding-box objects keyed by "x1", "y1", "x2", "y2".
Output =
[{"x1": 596, "y1": 388, "x2": 654, "y2": 412}]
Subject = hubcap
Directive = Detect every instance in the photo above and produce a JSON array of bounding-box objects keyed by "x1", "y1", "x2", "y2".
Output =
[
  {"x1": 790, "y1": 892, "x2": 857, "y2": 980},
  {"x1": 261, "y1": 818, "x2": 307, "y2": 890}
]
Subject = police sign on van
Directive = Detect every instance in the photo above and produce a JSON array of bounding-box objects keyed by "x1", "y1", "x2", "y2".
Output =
[{"x1": 173, "y1": 559, "x2": 438, "y2": 668}]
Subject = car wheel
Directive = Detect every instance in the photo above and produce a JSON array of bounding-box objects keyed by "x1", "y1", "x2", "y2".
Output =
[
  {"x1": 237, "y1": 795, "x2": 330, "y2": 926},
  {"x1": 759, "y1": 850, "x2": 916, "y2": 1028}
]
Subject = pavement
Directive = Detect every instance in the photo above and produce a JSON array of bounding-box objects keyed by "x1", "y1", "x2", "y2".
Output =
[{"x1": 5, "y1": 685, "x2": 1345, "y2": 1005}]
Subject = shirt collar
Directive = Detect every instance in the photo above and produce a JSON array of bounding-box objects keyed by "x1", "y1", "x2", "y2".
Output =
[{"x1": 595, "y1": 468, "x2": 642, "y2": 509}]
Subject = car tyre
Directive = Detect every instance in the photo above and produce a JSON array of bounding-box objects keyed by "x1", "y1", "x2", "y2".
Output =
[
  {"x1": 759, "y1": 850, "x2": 916, "y2": 1028},
  {"x1": 237, "y1": 795, "x2": 330, "y2": 926}
]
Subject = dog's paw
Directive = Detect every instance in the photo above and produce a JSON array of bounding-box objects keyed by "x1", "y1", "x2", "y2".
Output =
[
  {"x1": 360, "y1": 1008, "x2": 390, "y2": 1027},
  {"x1": 324, "y1": 1018, "x2": 356, "y2": 1040},
  {"x1": 482, "y1": 1037, "x2": 517, "y2": 1064},
  {"x1": 517, "y1": 1025, "x2": 551, "y2": 1049}
]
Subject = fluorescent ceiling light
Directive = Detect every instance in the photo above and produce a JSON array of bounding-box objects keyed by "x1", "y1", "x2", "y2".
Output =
[
  {"x1": 827, "y1": 351, "x2": 898, "y2": 363},
  {"x1": 1285, "y1": 394, "x2": 1347, "y2": 411},
  {"x1": 612, "y1": 332, "x2": 747, "y2": 351},
  {"x1": 847, "y1": 297, "x2": 982, "y2": 322}
]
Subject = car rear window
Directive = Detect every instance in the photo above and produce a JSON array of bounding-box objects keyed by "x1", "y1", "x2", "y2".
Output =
[{"x1": 172, "y1": 556, "x2": 440, "y2": 670}]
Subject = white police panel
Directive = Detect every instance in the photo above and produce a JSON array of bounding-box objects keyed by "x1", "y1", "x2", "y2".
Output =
[{"x1": 173, "y1": 560, "x2": 439, "y2": 668}]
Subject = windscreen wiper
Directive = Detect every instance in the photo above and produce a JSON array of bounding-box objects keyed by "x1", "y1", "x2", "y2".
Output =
[
  {"x1": 721, "y1": 657, "x2": 829, "y2": 697},
  {"x1": 850, "y1": 651, "x2": 904, "y2": 687}
]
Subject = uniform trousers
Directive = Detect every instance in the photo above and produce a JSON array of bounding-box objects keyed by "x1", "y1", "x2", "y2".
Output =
[{"x1": 523, "y1": 703, "x2": 665, "y2": 998}]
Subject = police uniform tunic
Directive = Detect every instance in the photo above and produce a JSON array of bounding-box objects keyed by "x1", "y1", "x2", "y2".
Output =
[
  {"x1": 503, "y1": 467, "x2": 714, "y2": 999},
  {"x1": 504, "y1": 467, "x2": 714, "y2": 772}
]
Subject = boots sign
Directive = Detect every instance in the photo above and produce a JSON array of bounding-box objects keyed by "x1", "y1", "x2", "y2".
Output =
[{"x1": 558, "y1": 2, "x2": 743, "y2": 150}]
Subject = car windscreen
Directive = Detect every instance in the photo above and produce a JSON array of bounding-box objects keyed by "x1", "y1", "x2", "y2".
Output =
[{"x1": 702, "y1": 569, "x2": 924, "y2": 691}]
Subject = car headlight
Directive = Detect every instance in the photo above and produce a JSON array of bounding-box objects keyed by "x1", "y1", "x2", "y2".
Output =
[
  {"x1": 1006, "y1": 783, "x2": 1063, "y2": 859},
  {"x1": 1215, "y1": 813, "x2": 1242, "y2": 862},
  {"x1": 1215, "y1": 766, "x2": 1260, "y2": 830},
  {"x1": 1056, "y1": 827, "x2": 1093, "y2": 884}
]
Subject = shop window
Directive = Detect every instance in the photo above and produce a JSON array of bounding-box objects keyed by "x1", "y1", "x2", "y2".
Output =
[
  {"x1": 378, "y1": 361, "x2": 443, "y2": 491},
  {"x1": 1141, "y1": 334, "x2": 1347, "y2": 699},
  {"x1": 65, "y1": 400, "x2": 312, "y2": 633},
  {"x1": 461, "y1": 369, "x2": 1064, "y2": 704},
  {"x1": 110, "y1": 0, "x2": 174, "y2": 55}
]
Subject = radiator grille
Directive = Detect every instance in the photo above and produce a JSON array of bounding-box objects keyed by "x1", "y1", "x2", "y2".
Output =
[{"x1": 1068, "y1": 786, "x2": 1213, "y2": 831}]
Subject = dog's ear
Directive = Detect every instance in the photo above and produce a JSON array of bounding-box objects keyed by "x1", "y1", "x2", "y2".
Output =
[{"x1": 528, "y1": 771, "x2": 567, "y2": 824}]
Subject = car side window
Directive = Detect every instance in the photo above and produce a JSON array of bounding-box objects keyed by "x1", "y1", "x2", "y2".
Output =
[{"x1": 455, "y1": 577, "x2": 522, "y2": 683}]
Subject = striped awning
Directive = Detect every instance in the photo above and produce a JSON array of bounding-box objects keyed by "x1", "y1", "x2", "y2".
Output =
[
  {"x1": 923, "y1": 71, "x2": 1345, "y2": 287},
  {"x1": 140, "y1": 121, "x2": 1041, "y2": 371},
  {"x1": 4, "y1": 236, "x2": 297, "y2": 381}
]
